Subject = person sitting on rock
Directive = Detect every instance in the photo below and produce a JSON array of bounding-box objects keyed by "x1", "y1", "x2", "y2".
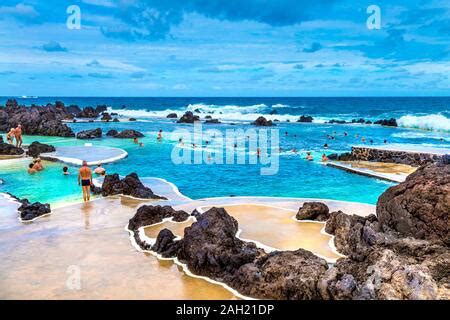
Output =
[
  {"x1": 28, "y1": 163, "x2": 37, "y2": 174},
  {"x1": 94, "y1": 163, "x2": 106, "y2": 176},
  {"x1": 15, "y1": 124, "x2": 23, "y2": 148},
  {"x1": 6, "y1": 128, "x2": 15, "y2": 145}
]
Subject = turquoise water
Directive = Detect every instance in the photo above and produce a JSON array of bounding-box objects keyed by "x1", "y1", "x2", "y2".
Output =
[{"x1": 1, "y1": 97, "x2": 449, "y2": 205}]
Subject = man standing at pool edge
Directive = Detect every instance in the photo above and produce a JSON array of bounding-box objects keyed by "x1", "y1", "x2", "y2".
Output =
[{"x1": 78, "y1": 160, "x2": 93, "y2": 202}]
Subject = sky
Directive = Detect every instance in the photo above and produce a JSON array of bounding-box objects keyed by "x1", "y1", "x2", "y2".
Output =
[{"x1": 0, "y1": 0, "x2": 449, "y2": 97}]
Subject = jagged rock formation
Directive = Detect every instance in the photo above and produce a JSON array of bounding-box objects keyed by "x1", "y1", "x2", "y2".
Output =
[
  {"x1": 76, "y1": 128, "x2": 102, "y2": 139},
  {"x1": 296, "y1": 202, "x2": 330, "y2": 221},
  {"x1": 0, "y1": 99, "x2": 74, "y2": 137},
  {"x1": 17, "y1": 199, "x2": 51, "y2": 221},
  {"x1": 252, "y1": 116, "x2": 275, "y2": 126},
  {"x1": 113, "y1": 130, "x2": 144, "y2": 138},
  {"x1": 101, "y1": 173, "x2": 166, "y2": 200},
  {"x1": 26, "y1": 141, "x2": 55, "y2": 158},
  {"x1": 177, "y1": 111, "x2": 200, "y2": 124}
]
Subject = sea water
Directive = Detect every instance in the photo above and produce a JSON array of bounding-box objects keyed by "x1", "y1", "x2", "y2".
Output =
[{"x1": 0, "y1": 97, "x2": 449, "y2": 205}]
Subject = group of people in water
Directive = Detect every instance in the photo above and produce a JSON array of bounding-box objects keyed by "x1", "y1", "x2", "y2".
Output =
[{"x1": 6, "y1": 124, "x2": 23, "y2": 147}]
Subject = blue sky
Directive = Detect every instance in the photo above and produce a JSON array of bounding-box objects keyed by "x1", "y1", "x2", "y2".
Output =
[{"x1": 0, "y1": 0, "x2": 449, "y2": 96}]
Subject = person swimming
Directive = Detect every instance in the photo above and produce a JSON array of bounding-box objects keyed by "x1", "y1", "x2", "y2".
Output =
[
  {"x1": 361, "y1": 137, "x2": 366, "y2": 143},
  {"x1": 78, "y1": 160, "x2": 93, "y2": 202},
  {"x1": 32, "y1": 158, "x2": 43, "y2": 171},
  {"x1": 6, "y1": 128, "x2": 15, "y2": 145},
  {"x1": 323, "y1": 143, "x2": 329, "y2": 149},
  {"x1": 306, "y1": 152, "x2": 313, "y2": 161},
  {"x1": 344, "y1": 131, "x2": 348, "y2": 136},
  {"x1": 133, "y1": 137, "x2": 138, "y2": 144},
  {"x1": 15, "y1": 124, "x2": 22, "y2": 148},
  {"x1": 178, "y1": 138, "x2": 184, "y2": 146},
  {"x1": 370, "y1": 139, "x2": 374, "y2": 144},
  {"x1": 157, "y1": 129, "x2": 163, "y2": 140},
  {"x1": 291, "y1": 148, "x2": 297, "y2": 153},
  {"x1": 256, "y1": 148, "x2": 261, "y2": 158},
  {"x1": 384, "y1": 139, "x2": 388, "y2": 144},
  {"x1": 94, "y1": 163, "x2": 106, "y2": 175},
  {"x1": 139, "y1": 142, "x2": 144, "y2": 147},
  {"x1": 28, "y1": 163, "x2": 37, "y2": 174},
  {"x1": 321, "y1": 153, "x2": 328, "y2": 162},
  {"x1": 63, "y1": 166, "x2": 69, "y2": 175}
]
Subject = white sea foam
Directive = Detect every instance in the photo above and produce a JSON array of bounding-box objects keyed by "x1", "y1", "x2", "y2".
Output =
[
  {"x1": 108, "y1": 104, "x2": 304, "y2": 123},
  {"x1": 397, "y1": 114, "x2": 450, "y2": 132}
]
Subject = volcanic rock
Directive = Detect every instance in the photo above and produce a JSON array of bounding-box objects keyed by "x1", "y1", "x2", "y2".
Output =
[
  {"x1": 26, "y1": 141, "x2": 55, "y2": 157},
  {"x1": 101, "y1": 173, "x2": 166, "y2": 200},
  {"x1": 113, "y1": 129, "x2": 144, "y2": 138},
  {"x1": 177, "y1": 111, "x2": 200, "y2": 124},
  {"x1": 252, "y1": 116, "x2": 275, "y2": 126},
  {"x1": 76, "y1": 128, "x2": 102, "y2": 139},
  {"x1": 296, "y1": 202, "x2": 330, "y2": 221}
]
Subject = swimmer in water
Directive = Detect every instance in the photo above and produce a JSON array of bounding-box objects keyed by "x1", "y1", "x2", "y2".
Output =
[
  {"x1": 384, "y1": 139, "x2": 388, "y2": 144},
  {"x1": 322, "y1": 153, "x2": 328, "y2": 162},
  {"x1": 323, "y1": 143, "x2": 329, "y2": 149},
  {"x1": 291, "y1": 148, "x2": 297, "y2": 153},
  {"x1": 178, "y1": 138, "x2": 184, "y2": 146},
  {"x1": 63, "y1": 166, "x2": 69, "y2": 175},
  {"x1": 133, "y1": 137, "x2": 138, "y2": 144},
  {"x1": 361, "y1": 137, "x2": 366, "y2": 143},
  {"x1": 94, "y1": 163, "x2": 106, "y2": 175},
  {"x1": 28, "y1": 163, "x2": 37, "y2": 174},
  {"x1": 157, "y1": 129, "x2": 162, "y2": 140},
  {"x1": 256, "y1": 148, "x2": 261, "y2": 158},
  {"x1": 306, "y1": 152, "x2": 313, "y2": 161},
  {"x1": 32, "y1": 158, "x2": 44, "y2": 171},
  {"x1": 139, "y1": 142, "x2": 144, "y2": 147},
  {"x1": 344, "y1": 132, "x2": 348, "y2": 136},
  {"x1": 370, "y1": 139, "x2": 373, "y2": 144}
]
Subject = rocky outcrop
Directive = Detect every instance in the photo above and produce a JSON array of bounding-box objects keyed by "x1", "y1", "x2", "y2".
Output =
[
  {"x1": 374, "y1": 118, "x2": 397, "y2": 127},
  {"x1": 17, "y1": 199, "x2": 51, "y2": 221},
  {"x1": 0, "y1": 100, "x2": 75, "y2": 137},
  {"x1": 101, "y1": 112, "x2": 112, "y2": 121},
  {"x1": 377, "y1": 163, "x2": 449, "y2": 243},
  {"x1": 166, "y1": 113, "x2": 178, "y2": 118},
  {"x1": 177, "y1": 111, "x2": 200, "y2": 124},
  {"x1": 252, "y1": 116, "x2": 275, "y2": 126},
  {"x1": 113, "y1": 130, "x2": 144, "y2": 138},
  {"x1": 297, "y1": 115, "x2": 313, "y2": 123},
  {"x1": 101, "y1": 173, "x2": 166, "y2": 200},
  {"x1": 177, "y1": 207, "x2": 263, "y2": 279},
  {"x1": 128, "y1": 205, "x2": 190, "y2": 232},
  {"x1": 66, "y1": 105, "x2": 81, "y2": 115},
  {"x1": 0, "y1": 139, "x2": 24, "y2": 155},
  {"x1": 144, "y1": 207, "x2": 330, "y2": 299},
  {"x1": 76, "y1": 107, "x2": 99, "y2": 118},
  {"x1": 127, "y1": 205, "x2": 189, "y2": 254},
  {"x1": 76, "y1": 128, "x2": 102, "y2": 139},
  {"x1": 233, "y1": 249, "x2": 329, "y2": 299},
  {"x1": 296, "y1": 202, "x2": 330, "y2": 221},
  {"x1": 26, "y1": 141, "x2": 55, "y2": 157},
  {"x1": 106, "y1": 129, "x2": 118, "y2": 136}
]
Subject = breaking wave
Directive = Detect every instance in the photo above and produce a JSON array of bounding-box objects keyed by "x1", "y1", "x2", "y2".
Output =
[{"x1": 397, "y1": 114, "x2": 450, "y2": 132}]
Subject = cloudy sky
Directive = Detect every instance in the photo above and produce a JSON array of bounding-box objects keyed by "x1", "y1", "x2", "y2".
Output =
[{"x1": 0, "y1": 0, "x2": 449, "y2": 96}]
